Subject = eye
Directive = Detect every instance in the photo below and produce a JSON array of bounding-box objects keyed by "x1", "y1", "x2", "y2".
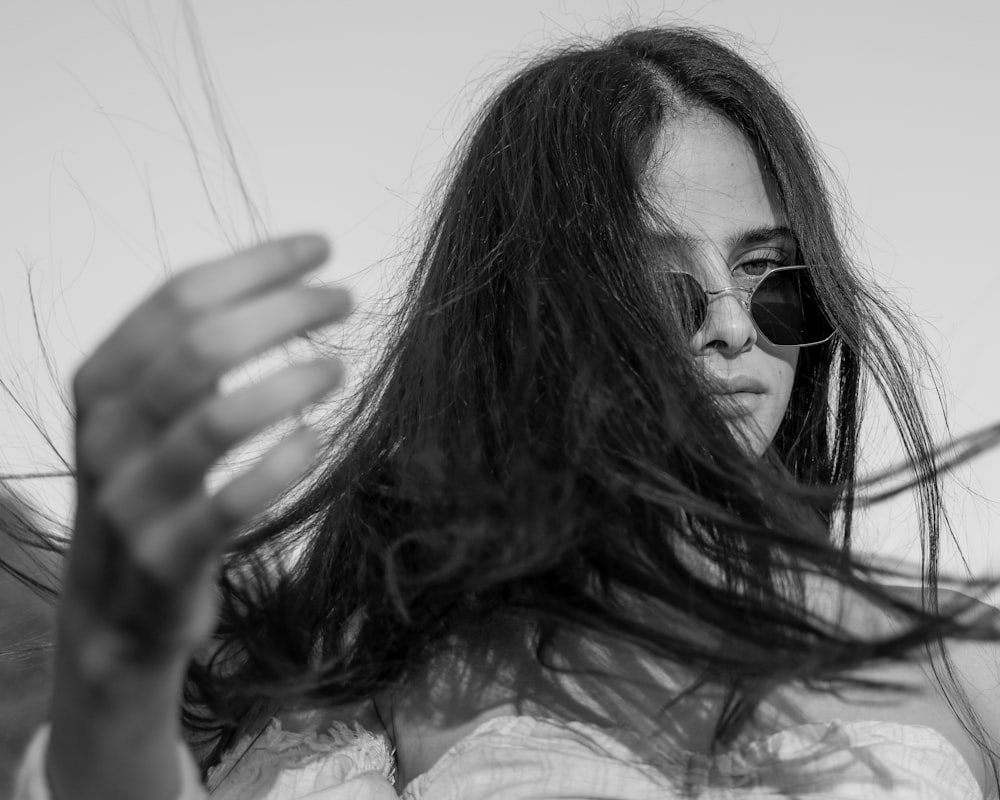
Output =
[{"x1": 731, "y1": 252, "x2": 792, "y2": 280}]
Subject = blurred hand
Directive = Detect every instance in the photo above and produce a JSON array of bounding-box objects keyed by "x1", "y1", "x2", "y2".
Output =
[{"x1": 48, "y1": 234, "x2": 349, "y2": 800}]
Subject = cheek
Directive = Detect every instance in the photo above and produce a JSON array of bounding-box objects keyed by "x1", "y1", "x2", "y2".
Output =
[
  {"x1": 756, "y1": 348, "x2": 799, "y2": 451},
  {"x1": 774, "y1": 349, "x2": 799, "y2": 412}
]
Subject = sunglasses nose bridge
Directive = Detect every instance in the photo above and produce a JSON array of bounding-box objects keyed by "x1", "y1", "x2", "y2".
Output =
[
  {"x1": 705, "y1": 285, "x2": 754, "y2": 312},
  {"x1": 698, "y1": 285, "x2": 759, "y2": 352}
]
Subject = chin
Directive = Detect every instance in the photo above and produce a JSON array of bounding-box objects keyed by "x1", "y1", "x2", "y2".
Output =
[{"x1": 729, "y1": 417, "x2": 778, "y2": 459}]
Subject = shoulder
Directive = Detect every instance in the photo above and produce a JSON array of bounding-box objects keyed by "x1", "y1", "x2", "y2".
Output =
[
  {"x1": 922, "y1": 589, "x2": 1000, "y2": 724},
  {"x1": 878, "y1": 584, "x2": 1000, "y2": 680},
  {"x1": 778, "y1": 580, "x2": 998, "y2": 794},
  {"x1": 935, "y1": 589, "x2": 1000, "y2": 795},
  {"x1": 858, "y1": 585, "x2": 1000, "y2": 721},
  {"x1": 878, "y1": 585, "x2": 1000, "y2": 794}
]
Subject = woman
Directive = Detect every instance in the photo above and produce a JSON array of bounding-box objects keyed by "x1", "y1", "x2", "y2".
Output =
[{"x1": 13, "y1": 25, "x2": 1000, "y2": 800}]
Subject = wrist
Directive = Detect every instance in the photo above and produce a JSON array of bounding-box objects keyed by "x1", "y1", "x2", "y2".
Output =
[
  {"x1": 46, "y1": 609, "x2": 193, "y2": 800},
  {"x1": 14, "y1": 724, "x2": 206, "y2": 800}
]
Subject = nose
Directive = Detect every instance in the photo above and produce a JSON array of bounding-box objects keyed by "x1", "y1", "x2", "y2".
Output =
[{"x1": 693, "y1": 291, "x2": 757, "y2": 356}]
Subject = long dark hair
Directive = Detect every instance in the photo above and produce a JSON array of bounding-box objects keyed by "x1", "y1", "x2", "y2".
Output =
[
  {"x1": 3, "y1": 23, "x2": 997, "y2": 791},
  {"x1": 174, "y1": 25, "x2": 1000, "y2": 780},
  {"x1": 0, "y1": 485, "x2": 61, "y2": 790}
]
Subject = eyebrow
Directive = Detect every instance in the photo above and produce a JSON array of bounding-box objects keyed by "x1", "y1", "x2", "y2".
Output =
[
  {"x1": 643, "y1": 225, "x2": 797, "y2": 259},
  {"x1": 726, "y1": 225, "x2": 797, "y2": 250}
]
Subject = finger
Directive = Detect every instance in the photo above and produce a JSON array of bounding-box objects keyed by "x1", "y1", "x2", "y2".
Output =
[
  {"x1": 97, "y1": 358, "x2": 343, "y2": 524},
  {"x1": 129, "y1": 427, "x2": 321, "y2": 581},
  {"x1": 74, "y1": 234, "x2": 331, "y2": 405},
  {"x1": 158, "y1": 357, "x2": 344, "y2": 487},
  {"x1": 130, "y1": 285, "x2": 350, "y2": 424}
]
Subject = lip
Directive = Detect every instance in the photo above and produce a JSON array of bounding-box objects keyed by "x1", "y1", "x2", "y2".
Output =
[{"x1": 707, "y1": 376, "x2": 768, "y2": 395}]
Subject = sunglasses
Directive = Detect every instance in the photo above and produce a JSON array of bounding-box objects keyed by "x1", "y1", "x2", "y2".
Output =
[{"x1": 664, "y1": 265, "x2": 835, "y2": 348}]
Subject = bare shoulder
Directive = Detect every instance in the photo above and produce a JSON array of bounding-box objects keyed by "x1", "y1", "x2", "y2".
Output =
[
  {"x1": 876, "y1": 584, "x2": 1000, "y2": 792},
  {"x1": 776, "y1": 580, "x2": 998, "y2": 794},
  {"x1": 923, "y1": 587, "x2": 1000, "y2": 717},
  {"x1": 932, "y1": 588, "x2": 1000, "y2": 793},
  {"x1": 865, "y1": 584, "x2": 1000, "y2": 706}
]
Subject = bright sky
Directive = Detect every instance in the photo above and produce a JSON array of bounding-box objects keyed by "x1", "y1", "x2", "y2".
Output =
[{"x1": 3, "y1": 1, "x2": 999, "y2": 582}]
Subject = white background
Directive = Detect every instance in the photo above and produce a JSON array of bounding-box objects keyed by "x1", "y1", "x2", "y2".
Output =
[{"x1": 2, "y1": 1, "x2": 999, "y2": 584}]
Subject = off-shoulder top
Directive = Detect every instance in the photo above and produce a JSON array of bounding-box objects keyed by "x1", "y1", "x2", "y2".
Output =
[{"x1": 15, "y1": 714, "x2": 985, "y2": 799}]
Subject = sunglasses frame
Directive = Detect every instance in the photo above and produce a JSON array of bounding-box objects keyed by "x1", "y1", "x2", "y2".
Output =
[{"x1": 665, "y1": 265, "x2": 836, "y2": 348}]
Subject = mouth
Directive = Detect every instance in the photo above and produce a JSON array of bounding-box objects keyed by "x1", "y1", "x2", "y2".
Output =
[
  {"x1": 708, "y1": 376, "x2": 768, "y2": 396},
  {"x1": 707, "y1": 377, "x2": 767, "y2": 418}
]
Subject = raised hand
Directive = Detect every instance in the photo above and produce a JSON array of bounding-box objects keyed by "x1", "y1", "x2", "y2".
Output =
[{"x1": 46, "y1": 234, "x2": 350, "y2": 800}]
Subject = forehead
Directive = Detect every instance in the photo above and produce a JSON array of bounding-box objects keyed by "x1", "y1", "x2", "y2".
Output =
[{"x1": 645, "y1": 108, "x2": 785, "y2": 256}]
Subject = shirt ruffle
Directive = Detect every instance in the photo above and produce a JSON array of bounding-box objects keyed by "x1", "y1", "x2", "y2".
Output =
[
  {"x1": 19, "y1": 712, "x2": 982, "y2": 799},
  {"x1": 205, "y1": 713, "x2": 984, "y2": 799},
  {"x1": 206, "y1": 718, "x2": 397, "y2": 799}
]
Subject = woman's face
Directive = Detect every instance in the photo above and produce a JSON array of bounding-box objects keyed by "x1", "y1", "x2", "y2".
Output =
[{"x1": 647, "y1": 108, "x2": 798, "y2": 456}]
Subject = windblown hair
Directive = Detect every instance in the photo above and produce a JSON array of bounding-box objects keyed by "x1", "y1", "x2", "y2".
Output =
[
  {"x1": 0, "y1": 485, "x2": 62, "y2": 601},
  {"x1": 0, "y1": 486, "x2": 60, "y2": 792},
  {"x1": 3, "y1": 23, "x2": 997, "y2": 791},
  {"x1": 177, "y1": 25, "x2": 1000, "y2": 780}
]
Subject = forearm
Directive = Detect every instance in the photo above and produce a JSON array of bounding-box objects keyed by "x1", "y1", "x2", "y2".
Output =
[
  {"x1": 33, "y1": 236, "x2": 341, "y2": 800},
  {"x1": 45, "y1": 604, "x2": 194, "y2": 800}
]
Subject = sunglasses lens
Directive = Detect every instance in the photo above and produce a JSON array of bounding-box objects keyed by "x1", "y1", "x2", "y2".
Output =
[
  {"x1": 664, "y1": 272, "x2": 708, "y2": 336},
  {"x1": 751, "y1": 267, "x2": 834, "y2": 346}
]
